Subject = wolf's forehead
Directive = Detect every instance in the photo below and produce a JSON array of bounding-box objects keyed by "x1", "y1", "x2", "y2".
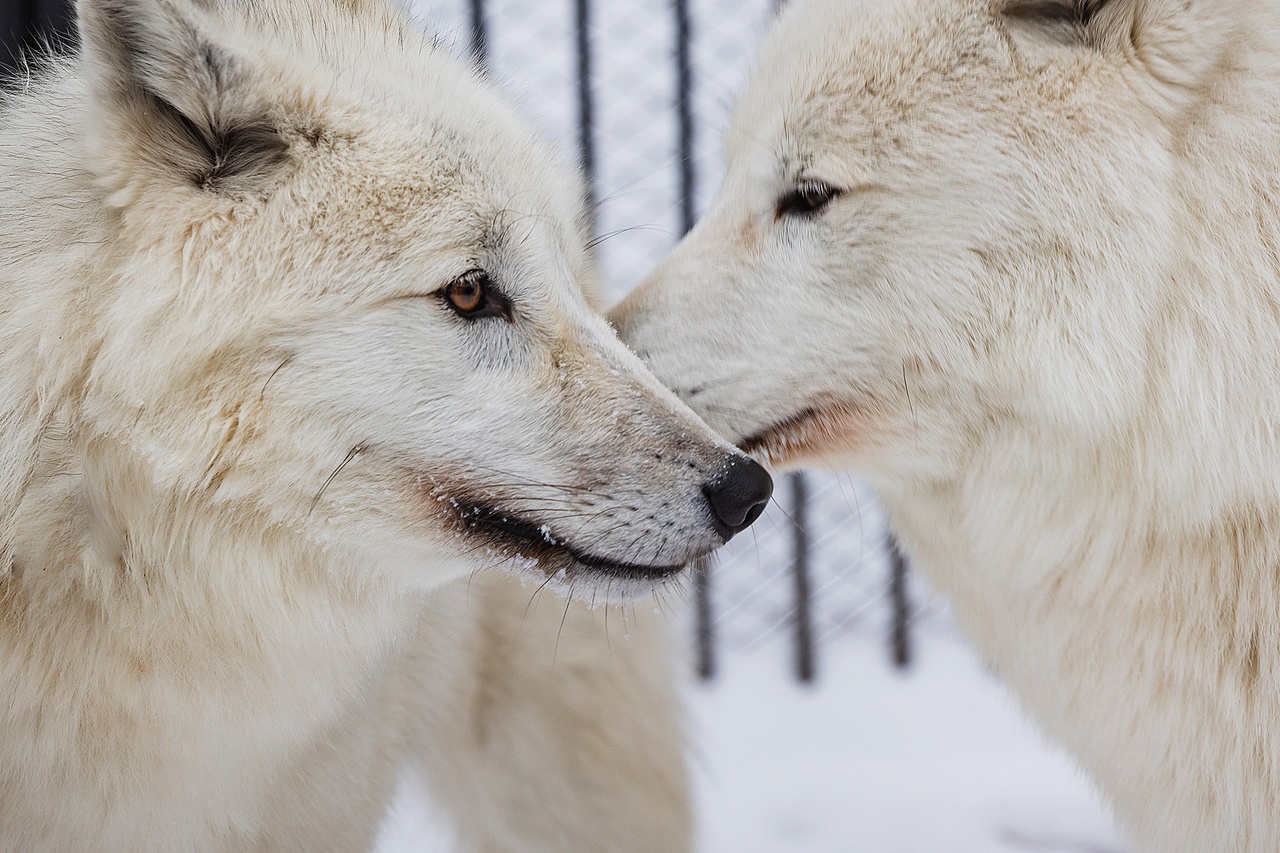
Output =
[
  {"x1": 174, "y1": 0, "x2": 586, "y2": 250},
  {"x1": 373, "y1": 92, "x2": 578, "y2": 224},
  {"x1": 296, "y1": 107, "x2": 578, "y2": 246},
  {"x1": 731, "y1": 0, "x2": 1009, "y2": 166}
]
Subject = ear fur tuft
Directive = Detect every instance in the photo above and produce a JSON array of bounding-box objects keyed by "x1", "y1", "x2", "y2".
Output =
[
  {"x1": 1002, "y1": 0, "x2": 1240, "y2": 113},
  {"x1": 77, "y1": 0, "x2": 288, "y2": 193},
  {"x1": 1004, "y1": 0, "x2": 1110, "y2": 29},
  {"x1": 1001, "y1": 0, "x2": 1119, "y2": 48}
]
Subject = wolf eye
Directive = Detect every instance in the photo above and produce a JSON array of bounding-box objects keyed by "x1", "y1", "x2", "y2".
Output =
[
  {"x1": 440, "y1": 269, "x2": 512, "y2": 321},
  {"x1": 776, "y1": 179, "x2": 841, "y2": 218},
  {"x1": 447, "y1": 272, "x2": 484, "y2": 312}
]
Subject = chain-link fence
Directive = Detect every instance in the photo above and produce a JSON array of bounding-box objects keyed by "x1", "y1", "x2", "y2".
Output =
[
  {"x1": 411, "y1": 0, "x2": 772, "y2": 298},
  {"x1": 700, "y1": 471, "x2": 953, "y2": 677},
  {"x1": 4, "y1": 0, "x2": 949, "y2": 683}
]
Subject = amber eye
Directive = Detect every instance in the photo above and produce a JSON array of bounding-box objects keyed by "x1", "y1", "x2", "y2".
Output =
[
  {"x1": 776, "y1": 179, "x2": 841, "y2": 218},
  {"x1": 440, "y1": 269, "x2": 513, "y2": 321},
  {"x1": 446, "y1": 271, "x2": 486, "y2": 313}
]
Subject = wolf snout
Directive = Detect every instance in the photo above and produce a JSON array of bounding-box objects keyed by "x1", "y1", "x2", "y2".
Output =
[{"x1": 702, "y1": 456, "x2": 773, "y2": 542}]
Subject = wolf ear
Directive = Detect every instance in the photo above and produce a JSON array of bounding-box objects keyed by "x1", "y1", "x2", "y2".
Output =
[
  {"x1": 77, "y1": 0, "x2": 288, "y2": 194},
  {"x1": 1003, "y1": 0, "x2": 1233, "y2": 97},
  {"x1": 1003, "y1": 0, "x2": 1112, "y2": 39}
]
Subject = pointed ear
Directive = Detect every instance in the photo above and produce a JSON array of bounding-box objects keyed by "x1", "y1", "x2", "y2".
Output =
[
  {"x1": 77, "y1": 0, "x2": 289, "y2": 195},
  {"x1": 1003, "y1": 0, "x2": 1235, "y2": 100}
]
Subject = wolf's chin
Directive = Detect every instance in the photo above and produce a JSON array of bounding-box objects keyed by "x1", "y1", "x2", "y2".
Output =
[{"x1": 452, "y1": 500, "x2": 690, "y2": 581}]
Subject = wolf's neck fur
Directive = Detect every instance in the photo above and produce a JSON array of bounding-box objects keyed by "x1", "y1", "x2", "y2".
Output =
[
  {"x1": 0, "y1": 451, "x2": 418, "y2": 851},
  {"x1": 0, "y1": 434, "x2": 419, "y2": 851},
  {"x1": 0, "y1": 67, "x2": 418, "y2": 851},
  {"x1": 886, "y1": 409, "x2": 1280, "y2": 850},
  {"x1": 875, "y1": 18, "x2": 1280, "y2": 848}
]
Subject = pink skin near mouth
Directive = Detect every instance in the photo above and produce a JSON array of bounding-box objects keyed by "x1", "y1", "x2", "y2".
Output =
[{"x1": 737, "y1": 399, "x2": 868, "y2": 468}]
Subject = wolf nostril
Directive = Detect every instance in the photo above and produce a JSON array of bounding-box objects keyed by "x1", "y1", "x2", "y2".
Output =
[{"x1": 702, "y1": 456, "x2": 773, "y2": 542}]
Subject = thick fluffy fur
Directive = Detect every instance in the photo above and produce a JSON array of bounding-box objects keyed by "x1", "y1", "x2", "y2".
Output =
[
  {"x1": 613, "y1": 0, "x2": 1280, "y2": 849},
  {"x1": 0, "y1": 0, "x2": 758, "y2": 849}
]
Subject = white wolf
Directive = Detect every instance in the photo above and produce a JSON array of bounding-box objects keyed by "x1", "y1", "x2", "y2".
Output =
[
  {"x1": 0, "y1": 1, "x2": 774, "y2": 851},
  {"x1": 613, "y1": 0, "x2": 1280, "y2": 849}
]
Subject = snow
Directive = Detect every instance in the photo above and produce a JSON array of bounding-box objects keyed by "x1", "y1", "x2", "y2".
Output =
[
  {"x1": 375, "y1": 630, "x2": 1129, "y2": 853},
  {"x1": 689, "y1": 636, "x2": 1126, "y2": 853}
]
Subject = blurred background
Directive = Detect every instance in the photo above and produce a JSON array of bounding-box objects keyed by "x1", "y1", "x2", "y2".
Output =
[{"x1": 1, "y1": 2, "x2": 1126, "y2": 850}]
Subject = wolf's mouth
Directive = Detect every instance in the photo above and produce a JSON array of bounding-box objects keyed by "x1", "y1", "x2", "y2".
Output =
[
  {"x1": 452, "y1": 500, "x2": 688, "y2": 580},
  {"x1": 738, "y1": 406, "x2": 821, "y2": 461},
  {"x1": 737, "y1": 400, "x2": 860, "y2": 465}
]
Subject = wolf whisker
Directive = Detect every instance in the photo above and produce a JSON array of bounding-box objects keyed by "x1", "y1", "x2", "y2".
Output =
[{"x1": 309, "y1": 444, "x2": 366, "y2": 516}]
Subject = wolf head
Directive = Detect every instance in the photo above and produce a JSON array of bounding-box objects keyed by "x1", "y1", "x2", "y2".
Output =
[
  {"x1": 0, "y1": 0, "x2": 772, "y2": 596},
  {"x1": 613, "y1": 0, "x2": 1257, "y2": 498}
]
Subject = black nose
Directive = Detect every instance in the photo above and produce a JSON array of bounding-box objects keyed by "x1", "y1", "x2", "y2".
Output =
[{"x1": 702, "y1": 456, "x2": 773, "y2": 542}]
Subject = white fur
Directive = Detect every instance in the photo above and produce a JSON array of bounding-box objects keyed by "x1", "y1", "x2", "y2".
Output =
[
  {"x1": 0, "y1": 0, "x2": 753, "y2": 849},
  {"x1": 613, "y1": 0, "x2": 1280, "y2": 849}
]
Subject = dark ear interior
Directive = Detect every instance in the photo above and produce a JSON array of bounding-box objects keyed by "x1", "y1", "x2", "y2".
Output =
[
  {"x1": 1004, "y1": 0, "x2": 1108, "y2": 26},
  {"x1": 77, "y1": 0, "x2": 288, "y2": 192},
  {"x1": 1002, "y1": 0, "x2": 1116, "y2": 46}
]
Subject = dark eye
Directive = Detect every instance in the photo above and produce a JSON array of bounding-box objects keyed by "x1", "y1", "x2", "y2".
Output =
[
  {"x1": 776, "y1": 179, "x2": 841, "y2": 218},
  {"x1": 440, "y1": 269, "x2": 513, "y2": 321}
]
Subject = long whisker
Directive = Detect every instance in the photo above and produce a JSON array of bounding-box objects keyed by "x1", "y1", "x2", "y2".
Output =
[
  {"x1": 523, "y1": 574, "x2": 557, "y2": 622},
  {"x1": 445, "y1": 461, "x2": 608, "y2": 497},
  {"x1": 309, "y1": 444, "x2": 366, "y2": 516},
  {"x1": 680, "y1": 369, "x2": 769, "y2": 395},
  {"x1": 553, "y1": 594, "x2": 573, "y2": 666},
  {"x1": 259, "y1": 355, "x2": 293, "y2": 398},
  {"x1": 587, "y1": 224, "x2": 673, "y2": 251}
]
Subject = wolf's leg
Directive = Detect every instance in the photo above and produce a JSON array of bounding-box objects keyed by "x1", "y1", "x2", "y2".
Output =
[{"x1": 402, "y1": 573, "x2": 693, "y2": 853}]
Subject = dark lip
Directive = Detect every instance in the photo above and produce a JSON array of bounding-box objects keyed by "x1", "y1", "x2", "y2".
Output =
[
  {"x1": 737, "y1": 406, "x2": 818, "y2": 456},
  {"x1": 453, "y1": 500, "x2": 688, "y2": 580}
]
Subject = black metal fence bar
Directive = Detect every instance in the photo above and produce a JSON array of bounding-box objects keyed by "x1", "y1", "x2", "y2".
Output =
[
  {"x1": 467, "y1": 0, "x2": 487, "y2": 69},
  {"x1": 692, "y1": 556, "x2": 716, "y2": 679},
  {"x1": 889, "y1": 533, "x2": 912, "y2": 668},
  {"x1": 674, "y1": 0, "x2": 695, "y2": 236},
  {"x1": 573, "y1": 0, "x2": 596, "y2": 215},
  {"x1": 791, "y1": 472, "x2": 815, "y2": 681},
  {"x1": 672, "y1": 0, "x2": 720, "y2": 680}
]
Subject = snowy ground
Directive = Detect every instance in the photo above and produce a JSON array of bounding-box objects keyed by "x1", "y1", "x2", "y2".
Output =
[
  {"x1": 376, "y1": 629, "x2": 1129, "y2": 853},
  {"x1": 688, "y1": 636, "x2": 1126, "y2": 853}
]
